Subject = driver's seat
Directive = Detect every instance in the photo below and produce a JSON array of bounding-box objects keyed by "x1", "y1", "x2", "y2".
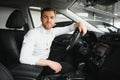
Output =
[
  {"x1": 0, "y1": 62, "x2": 14, "y2": 80},
  {"x1": 0, "y1": 9, "x2": 43, "y2": 80}
]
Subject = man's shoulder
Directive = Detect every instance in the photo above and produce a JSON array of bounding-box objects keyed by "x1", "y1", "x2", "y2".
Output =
[
  {"x1": 25, "y1": 27, "x2": 41, "y2": 36},
  {"x1": 29, "y1": 27, "x2": 40, "y2": 32}
]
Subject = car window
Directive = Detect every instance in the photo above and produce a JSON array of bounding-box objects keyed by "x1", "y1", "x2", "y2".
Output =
[{"x1": 29, "y1": 7, "x2": 72, "y2": 28}]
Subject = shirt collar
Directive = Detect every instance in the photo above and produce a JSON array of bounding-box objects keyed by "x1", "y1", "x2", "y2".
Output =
[{"x1": 40, "y1": 25, "x2": 53, "y2": 34}]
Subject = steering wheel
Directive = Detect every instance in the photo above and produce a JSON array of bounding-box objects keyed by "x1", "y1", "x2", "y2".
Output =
[{"x1": 66, "y1": 28, "x2": 83, "y2": 51}]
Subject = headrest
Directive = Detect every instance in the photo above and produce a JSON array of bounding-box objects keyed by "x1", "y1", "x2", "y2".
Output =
[{"x1": 6, "y1": 10, "x2": 25, "y2": 29}]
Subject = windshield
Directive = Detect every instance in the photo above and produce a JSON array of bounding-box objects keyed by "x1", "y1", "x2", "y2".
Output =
[
  {"x1": 87, "y1": 21, "x2": 118, "y2": 33},
  {"x1": 69, "y1": 0, "x2": 120, "y2": 33},
  {"x1": 69, "y1": 0, "x2": 115, "y2": 22}
]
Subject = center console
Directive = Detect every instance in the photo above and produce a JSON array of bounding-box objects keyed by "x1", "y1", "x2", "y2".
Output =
[
  {"x1": 89, "y1": 42, "x2": 110, "y2": 67},
  {"x1": 40, "y1": 63, "x2": 86, "y2": 80}
]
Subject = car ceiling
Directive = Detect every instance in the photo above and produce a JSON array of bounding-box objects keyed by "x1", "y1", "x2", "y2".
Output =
[
  {"x1": 0, "y1": 0, "x2": 119, "y2": 9},
  {"x1": 0, "y1": 0, "x2": 76, "y2": 9}
]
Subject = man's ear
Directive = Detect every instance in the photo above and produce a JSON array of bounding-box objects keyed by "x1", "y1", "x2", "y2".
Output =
[{"x1": 40, "y1": 17, "x2": 42, "y2": 22}]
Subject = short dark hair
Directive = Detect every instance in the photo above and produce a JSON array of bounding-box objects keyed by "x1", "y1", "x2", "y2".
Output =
[{"x1": 41, "y1": 7, "x2": 56, "y2": 17}]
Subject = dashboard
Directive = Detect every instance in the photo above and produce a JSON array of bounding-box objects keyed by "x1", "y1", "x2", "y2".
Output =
[
  {"x1": 83, "y1": 31, "x2": 120, "y2": 68},
  {"x1": 52, "y1": 29, "x2": 120, "y2": 68}
]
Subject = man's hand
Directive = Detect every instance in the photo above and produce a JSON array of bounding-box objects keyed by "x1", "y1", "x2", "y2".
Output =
[
  {"x1": 48, "y1": 61, "x2": 62, "y2": 73},
  {"x1": 74, "y1": 22, "x2": 87, "y2": 36},
  {"x1": 35, "y1": 59, "x2": 62, "y2": 73}
]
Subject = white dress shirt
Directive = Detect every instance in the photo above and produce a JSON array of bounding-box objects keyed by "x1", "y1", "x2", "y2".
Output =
[{"x1": 19, "y1": 24, "x2": 75, "y2": 65}]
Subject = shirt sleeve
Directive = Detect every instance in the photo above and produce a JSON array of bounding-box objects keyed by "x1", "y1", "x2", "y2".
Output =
[
  {"x1": 19, "y1": 30, "x2": 40, "y2": 65},
  {"x1": 53, "y1": 23, "x2": 75, "y2": 36}
]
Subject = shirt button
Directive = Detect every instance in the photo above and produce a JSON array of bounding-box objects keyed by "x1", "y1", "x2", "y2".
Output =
[{"x1": 46, "y1": 48, "x2": 48, "y2": 50}]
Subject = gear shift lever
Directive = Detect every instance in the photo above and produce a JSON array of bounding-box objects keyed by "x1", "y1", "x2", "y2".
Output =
[
  {"x1": 64, "y1": 63, "x2": 85, "y2": 80},
  {"x1": 76, "y1": 62, "x2": 85, "y2": 75}
]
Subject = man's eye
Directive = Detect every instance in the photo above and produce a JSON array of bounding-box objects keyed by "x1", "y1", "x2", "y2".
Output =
[
  {"x1": 51, "y1": 17, "x2": 54, "y2": 19},
  {"x1": 43, "y1": 16, "x2": 47, "y2": 18}
]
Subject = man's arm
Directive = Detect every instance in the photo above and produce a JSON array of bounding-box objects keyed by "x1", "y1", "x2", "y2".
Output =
[
  {"x1": 35, "y1": 59, "x2": 62, "y2": 73},
  {"x1": 54, "y1": 22, "x2": 87, "y2": 37},
  {"x1": 19, "y1": 30, "x2": 40, "y2": 65},
  {"x1": 74, "y1": 22, "x2": 87, "y2": 36}
]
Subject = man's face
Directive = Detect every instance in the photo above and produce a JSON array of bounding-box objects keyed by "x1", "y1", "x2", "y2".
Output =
[{"x1": 41, "y1": 11, "x2": 55, "y2": 30}]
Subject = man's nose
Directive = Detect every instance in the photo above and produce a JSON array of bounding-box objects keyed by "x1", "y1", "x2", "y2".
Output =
[{"x1": 47, "y1": 17, "x2": 51, "y2": 22}]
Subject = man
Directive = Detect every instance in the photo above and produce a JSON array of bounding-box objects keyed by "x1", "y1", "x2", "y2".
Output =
[{"x1": 19, "y1": 7, "x2": 87, "y2": 75}]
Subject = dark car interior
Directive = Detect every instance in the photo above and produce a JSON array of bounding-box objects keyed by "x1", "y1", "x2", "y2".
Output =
[
  {"x1": 0, "y1": 62, "x2": 14, "y2": 80},
  {"x1": 0, "y1": 9, "x2": 43, "y2": 80},
  {"x1": 0, "y1": 0, "x2": 120, "y2": 80}
]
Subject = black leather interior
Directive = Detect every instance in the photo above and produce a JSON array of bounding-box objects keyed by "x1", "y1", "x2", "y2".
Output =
[
  {"x1": 0, "y1": 29, "x2": 24, "y2": 65},
  {"x1": 0, "y1": 9, "x2": 43, "y2": 80},
  {"x1": 6, "y1": 10, "x2": 25, "y2": 29},
  {"x1": 0, "y1": 62, "x2": 14, "y2": 80}
]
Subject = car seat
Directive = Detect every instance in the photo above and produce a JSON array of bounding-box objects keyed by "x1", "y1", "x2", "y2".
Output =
[
  {"x1": 0, "y1": 62, "x2": 14, "y2": 80},
  {"x1": 0, "y1": 9, "x2": 43, "y2": 80}
]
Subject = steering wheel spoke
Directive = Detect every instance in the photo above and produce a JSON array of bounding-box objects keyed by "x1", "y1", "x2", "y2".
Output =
[{"x1": 66, "y1": 28, "x2": 83, "y2": 51}]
